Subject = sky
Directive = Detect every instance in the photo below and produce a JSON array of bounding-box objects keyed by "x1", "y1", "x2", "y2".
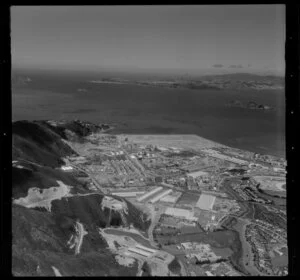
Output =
[{"x1": 11, "y1": 5, "x2": 285, "y2": 75}]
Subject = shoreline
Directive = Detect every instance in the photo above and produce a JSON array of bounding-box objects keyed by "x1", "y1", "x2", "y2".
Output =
[{"x1": 11, "y1": 118, "x2": 286, "y2": 159}]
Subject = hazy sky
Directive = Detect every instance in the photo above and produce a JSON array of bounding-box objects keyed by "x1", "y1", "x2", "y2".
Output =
[{"x1": 11, "y1": 5, "x2": 285, "y2": 74}]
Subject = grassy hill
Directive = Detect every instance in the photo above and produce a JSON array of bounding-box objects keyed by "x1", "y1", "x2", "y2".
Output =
[
  {"x1": 12, "y1": 205, "x2": 138, "y2": 276},
  {"x1": 12, "y1": 120, "x2": 149, "y2": 276},
  {"x1": 13, "y1": 195, "x2": 149, "y2": 276},
  {"x1": 12, "y1": 120, "x2": 76, "y2": 168}
]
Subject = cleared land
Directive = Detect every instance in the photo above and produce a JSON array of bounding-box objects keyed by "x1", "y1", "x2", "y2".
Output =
[
  {"x1": 176, "y1": 192, "x2": 200, "y2": 206},
  {"x1": 253, "y1": 176, "x2": 286, "y2": 192},
  {"x1": 122, "y1": 134, "x2": 225, "y2": 151},
  {"x1": 13, "y1": 180, "x2": 72, "y2": 212},
  {"x1": 196, "y1": 194, "x2": 216, "y2": 210}
]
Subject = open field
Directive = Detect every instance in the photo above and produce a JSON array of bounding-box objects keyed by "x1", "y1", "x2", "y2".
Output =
[
  {"x1": 253, "y1": 176, "x2": 286, "y2": 192},
  {"x1": 104, "y1": 228, "x2": 154, "y2": 249},
  {"x1": 122, "y1": 134, "x2": 225, "y2": 151},
  {"x1": 271, "y1": 253, "x2": 288, "y2": 267},
  {"x1": 176, "y1": 192, "x2": 200, "y2": 207},
  {"x1": 196, "y1": 194, "x2": 216, "y2": 210}
]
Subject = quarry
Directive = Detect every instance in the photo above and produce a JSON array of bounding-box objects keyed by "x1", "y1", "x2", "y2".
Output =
[{"x1": 13, "y1": 180, "x2": 73, "y2": 212}]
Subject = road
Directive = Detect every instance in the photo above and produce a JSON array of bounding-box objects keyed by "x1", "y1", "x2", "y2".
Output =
[
  {"x1": 52, "y1": 266, "x2": 62, "y2": 277},
  {"x1": 15, "y1": 158, "x2": 45, "y2": 168},
  {"x1": 147, "y1": 205, "x2": 165, "y2": 248},
  {"x1": 75, "y1": 221, "x2": 88, "y2": 255}
]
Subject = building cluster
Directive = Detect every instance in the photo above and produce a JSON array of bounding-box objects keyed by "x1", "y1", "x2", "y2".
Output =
[
  {"x1": 245, "y1": 221, "x2": 287, "y2": 276},
  {"x1": 253, "y1": 220, "x2": 286, "y2": 243},
  {"x1": 98, "y1": 154, "x2": 147, "y2": 184},
  {"x1": 203, "y1": 261, "x2": 241, "y2": 276},
  {"x1": 111, "y1": 191, "x2": 145, "y2": 198},
  {"x1": 254, "y1": 153, "x2": 286, "y2": 169},
  {"x1": 231, "y1": 180, "x2": 270, "y2": 203},
  {"x1": 89, "y1": 134, "x2": 118, "y2": 147},
  {"x1": 113, "y1": 158, "x2": 144, "y2": 175},
  {"x1": 212, "y1": 197, "x2": 240, "y2": 214},
  {"x1": 195, "y1": 210, "x2": 226, "y2": 231},
  {"x1": 127, "y1": 244, "x2": 157, "y2": 258},
  {"x1": 62, "y1": 129, "x2": 287, "y2": 276},
  {"x1": 178, "y1": 242, "x2": 223, "y2": 264},
  {"x1": 202, "y1": 148, "x2": 249, "y2": 166},
  {"x1": 134, "y1": 186, "x2": 181, "y2": 206},
  {"x1": 61, "y1": 165, "x2": 74, "y2": 171}
]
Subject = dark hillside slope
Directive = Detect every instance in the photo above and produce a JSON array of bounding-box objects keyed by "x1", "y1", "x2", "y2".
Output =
[
  {"x1": 12, "y1": 121, "x2": 76, "y2": 167},
  {"x1": 12, "y1": 205, "x2": 138, "y2": 276},
  {"x1": 51, "y1": 194, "x2": 150, "y2": 233},
  {"x1": 42, "y1": 120, "x2": 109, "y2": 141},
  {"x1": 13, "y1": 195, "x2": 149, "y2": 276},
  {"x1": 12, "y1": 120, "x2": 150, "y2": 276}
]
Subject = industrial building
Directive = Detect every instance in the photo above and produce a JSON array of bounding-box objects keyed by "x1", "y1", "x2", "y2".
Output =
[
  {"x1": 135, "y1": 244, "x2": 156, "y2": 254},
  {"x1": 137, "y1": 187, "x2": 163, "y2": 202},
  {"x1": 196, "y1": 194, "x2": 216, "y2": 210},
  {"x1": 149, "y1": 189, "x2": 172, "y2": 203},
  {"x1": 112, "y1": 191, "x2": 145, "y2": 197},
  {"x1": 187, "y1": 170, "x2": 208, "y2": 179},
  {"x1": 61, "y1": 166, "x2": 73, "y2": 171},
  {"x1": 181, "y1": 242, "x2": 193, "y2": 250},
  {"x1": 159, "y1": 193, "x2": 180, "y2": 204},
  {"x1": 127, "y1": 247, "x2": 152, "y2": 258}
]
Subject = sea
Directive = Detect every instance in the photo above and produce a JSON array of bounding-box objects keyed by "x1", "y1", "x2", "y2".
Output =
[{"x1": 12, "y1": 68, "x2": 285, "y2": 158}]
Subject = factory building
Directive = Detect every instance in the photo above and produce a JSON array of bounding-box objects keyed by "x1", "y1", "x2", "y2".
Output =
[
  {"x1": 159, "y1": 194, "x2": 180, "y2": 204},
  {"x1": 137, "y1": 187, "x2": 163, "y2": 202},
  {"x1": 187, "y1": 170, "x2": 208, "y2": 179},
  {"x1": 111, "y1": 191, "x2": 145, "y2": 197},
  {"x1": 135, "y1": 244, "x2": 156, "y2": 254},
  {"x1": 127, "y1": 247, "x2": 152, "y2": 258},
  {"x1": 61, "y1": 166, "x2": 73, "y2": 171},
  {"x1": 150, "y1": 189, "x2": 172, "y2": 204}
]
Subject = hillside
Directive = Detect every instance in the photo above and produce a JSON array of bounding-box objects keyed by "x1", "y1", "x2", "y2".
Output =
[
  {"x1": 12, "y1": 120, "x2": 150, "y2": 276},
  {"x1": 12, "y1": 120, "x2": 76, "y2": 168},
  {"x1": 12, "y1": 205, "x2": 139, "y2": 276},
  {"x1": 12, "y1": 163, "x2": 88, "y2": 199}
]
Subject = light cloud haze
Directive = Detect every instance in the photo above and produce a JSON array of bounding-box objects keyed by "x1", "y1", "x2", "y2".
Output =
[{"x1": 11, "y1": 5, "x2": 285, "y2": 75}]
